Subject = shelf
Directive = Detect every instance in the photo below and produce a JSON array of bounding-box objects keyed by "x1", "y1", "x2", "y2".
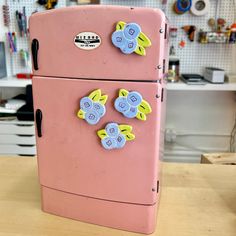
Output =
[
  {"x1": 0, "y1": 120, "x2": 34, "y2": 125},
  {"x1": 1, "y1": 77, "x2": 235, "y2": 91},
  {"x1": 166, "y1": 81, "x2": 236, "y2": 91},
  {"x1": 0, "y1": 77, "x2": 32, "y2": 88}
]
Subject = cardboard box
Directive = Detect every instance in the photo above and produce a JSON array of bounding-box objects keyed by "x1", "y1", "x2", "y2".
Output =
[
  {"x1": 204, "y1": 67, "x2": 225, "y2": 84},
  {"x1": 201, "y1": 153, "x2": 236, "y2": 165}
]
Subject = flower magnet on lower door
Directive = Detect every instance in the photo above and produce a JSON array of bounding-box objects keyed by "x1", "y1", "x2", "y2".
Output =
[
  {"x1": 77, "y1": 89, "x2": 108, "y2": 125},
  {"x1": 97, "y1": 123, "x2": 135, "y2": 150},
  {"x1": 114, "y1": 89, "x2": 152, "y2": 121}
]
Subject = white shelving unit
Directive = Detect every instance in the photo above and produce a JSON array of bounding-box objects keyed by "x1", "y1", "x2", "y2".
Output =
[
  {"x1": 166, "y1": 81, "x2": 236, "y2": 91},
  {"x1": 0, "y1": 119, "x2": 36, "y2": 156},
  {"x1": 1, "y1": 77, "x2": 236, "y2": 91},
  {"x1": 0, "y1": 77, "x2": 35, "y2": 156},
  {"x1": 0, "y1": 77, "x2": 32, "y2": 88}
]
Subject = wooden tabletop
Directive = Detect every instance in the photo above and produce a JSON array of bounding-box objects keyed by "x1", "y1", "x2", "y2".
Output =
[{"x1": 0, "y1": 157, "x2": 235, "y2": 236}]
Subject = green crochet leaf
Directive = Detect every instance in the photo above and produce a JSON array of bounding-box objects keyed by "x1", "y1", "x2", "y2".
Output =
[
  {"x1": 138, "y1": 100, "x2": 152, "y2": 114},
  {"x1": 134, "y1": 45, "x2": 146, "y2": 56},
  {"x1": 77, "y1": 109, "x2": 85, "y2": 119},
  {"x1": 119, "y1": 124, "x2": 132, "y2": 134},
  {"x1": 97, "y1": 129, "x2": 108, "y2": 140},
  {"x1": 116, "y1": 21, "x2": 126, "y2": 31},
  {"x1": 88, "y1": 89, "x2": 101, "y2": 102},
  {"x1": 99, "y1": 95, "x2": 108, "y2": 105},
  {"x1": 125, "y1": 133, "x2": 135, "y2": 141},
  {"x1": 137, "y1": 32, "x2": 152, "y2": 48},
  {"x1": 119, "y1": 89, "x2": 129, "y2": 97},
  {"x1": 136, "y1": 112, "x2": 147, "y2": 121}
]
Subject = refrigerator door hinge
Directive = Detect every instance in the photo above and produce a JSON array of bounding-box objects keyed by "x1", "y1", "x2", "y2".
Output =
[
  {"x1": 36, "y1": 109, "x2": 43, "y2": 137},
  {"x1": 163, "y1": 59, "x2": 166, "y2": 74},
  {"x1": 161, "y1": 88, "x2": 164, "y2": 102},
  {"x1": 164, "y1": 23, "x2": 168, "y2": 39},
  {"x1": 32, "y1": 39, "x2": 39, "y2": 70},
  {"x1": 156, "y1": 86, "x2": 164, "y2": 100},
  {"x1": 157, "y1": 180, "x2": 159, "y2": 193},
  {"x1": 152, "y1": 180, "x2": 160, "y2": 193}
]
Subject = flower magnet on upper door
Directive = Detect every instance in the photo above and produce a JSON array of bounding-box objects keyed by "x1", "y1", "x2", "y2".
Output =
[
  {"x1": 77, "y1": 89, "x2": 108, "y2": 125},
  {"x1": 114, "y1": 89, "x2": 152, "y2": 121},
  {"x1": 111, "y1": 21, "x2": 152, "y2": 56}
]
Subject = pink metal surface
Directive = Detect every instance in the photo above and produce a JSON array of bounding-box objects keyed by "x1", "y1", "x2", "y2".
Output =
[
  {"x1": 42, "y1": 186, "x2": 158, "y2": 234},
  {"x1": 33, "y1": 76, "x2": 160, "y2": 205},
  {"x1": 29, "y1": 5, "x2": 166, "y2": 81}
]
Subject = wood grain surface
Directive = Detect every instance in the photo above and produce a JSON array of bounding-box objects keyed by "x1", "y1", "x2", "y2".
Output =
[{"x1": 0, "y1": 157, "x2": 235, "y2": 236}]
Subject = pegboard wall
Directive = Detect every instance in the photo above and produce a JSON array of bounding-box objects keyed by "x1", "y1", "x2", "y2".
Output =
[
  {"x1": 5, "y1": 0, "x2": 66, "y2": 76},
  {"x1": 4, "y1": 0, "x2": 236, "y2": 75},
  {"x1": 101, "y1": 0, "x2": 236, "y2": 74}
]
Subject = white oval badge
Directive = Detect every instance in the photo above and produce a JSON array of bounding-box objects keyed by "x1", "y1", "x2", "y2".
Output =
[{"x1": 74, "y1": 32, "x2": 101, "y2": 50}]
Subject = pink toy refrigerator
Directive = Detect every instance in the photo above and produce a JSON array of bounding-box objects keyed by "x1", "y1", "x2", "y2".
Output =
[{"x1": 30, "y1": 5, "x2": 169, "y2": 234}]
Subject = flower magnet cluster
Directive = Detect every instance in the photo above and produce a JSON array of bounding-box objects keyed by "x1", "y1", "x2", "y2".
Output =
[
  {"x1": 111, "y1": 21, "x2": 152, "y2": 56},
  {"x1": 97, "y1": 123, "x2": 135, "y2": 150},
  {"x1": 77, "y1": 89, "x2": 108, "y2": 125},
  {"x1": 77, "y1": 88, "x2": 152, "y2": 150},
  {"x1": 114, "y1": 89, "x2": 152, "y2": 121}
]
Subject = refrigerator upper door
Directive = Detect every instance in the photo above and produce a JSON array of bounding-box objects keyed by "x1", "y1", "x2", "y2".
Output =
[
  {"x1": 29, "y1": 6, "x2": 166, "y2": 81},
  {"x1": 33, "y1": 76, "x2": 161, "y2": 205}
]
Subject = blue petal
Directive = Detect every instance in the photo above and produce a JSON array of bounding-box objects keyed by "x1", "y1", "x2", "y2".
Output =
[
  {"x1": 116, "y1": 134, "x2": 126, "y2": 149},
  {"x1": 124, "y1": 23, "x2": 141, "y2": 40},
  {"x1": 85, "y1": 110, "x2": 100, "y2": 125},
  {"x1": 123, "y1": 106, "x2": 138, "y2": 118},
  {"x1": 101, "y1": 137, "x2": 117, "y2": 150},
  {"x1": 105, "y1": 123, "x2": 120, "y2": 138},
  {"x1": 121, "y1": 39, "x2": 137, "y2": 54},
  {"x1": 93, "y1": 102, "x2": 106, "y2": 117},
  {"x1": 127, "y1": 91, "x2": 143, "y2": 106},
  {"x1": 111, "y1": 30, "x2": 126, "y2": 49},
  {"x1": 114, "y1": 97, "x2": 130, "y2": 113},
  {"x1": 80, "y1": 97, "x2": 93, "y2": 112}
]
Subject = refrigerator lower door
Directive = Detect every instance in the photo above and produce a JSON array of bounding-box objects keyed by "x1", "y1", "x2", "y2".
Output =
[
  {"x1": 41, "y1": 186, "x2": 159, "y2": 234},
  {"x1": 33, "y1": 76, "x2": 162, "y2": 233}
]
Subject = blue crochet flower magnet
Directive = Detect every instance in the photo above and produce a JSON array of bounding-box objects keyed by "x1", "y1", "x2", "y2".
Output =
[
  {"x1": 114, "y1": 89, "x2": 152, "y2": 121},
  {"x1": 77, "y1": 89, "x2": 108, "y2": 125},
  {"x1": 111, "y1": 21, "x2": 152, "y2": 56},
  {"x1": 97, "y1": 123, "x2": 135, "y2": 150}
]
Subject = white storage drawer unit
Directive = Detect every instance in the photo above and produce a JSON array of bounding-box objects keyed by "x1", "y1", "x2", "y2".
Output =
[{"x1": 0, "y1": 120, "x2": 36, "y2": 156}]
